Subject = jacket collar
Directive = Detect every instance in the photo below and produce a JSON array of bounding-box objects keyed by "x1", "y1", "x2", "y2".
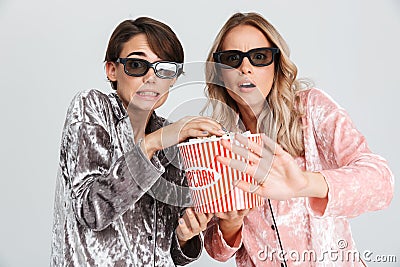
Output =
[{"x1": 109, "y1": 92, "x2": 128, "y2": 121}]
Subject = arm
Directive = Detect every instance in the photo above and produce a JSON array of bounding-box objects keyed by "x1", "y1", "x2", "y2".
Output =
[
  {"x1": 306, "y1": 89, "x2": 394, "y2": 217},
  {"x1": 61, "y1": 91, "x2": 164, "y2": 231}
]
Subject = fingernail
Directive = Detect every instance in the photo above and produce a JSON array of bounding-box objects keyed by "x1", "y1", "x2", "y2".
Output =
[
  {"x1": 179, "y1": 218, "x2": 184, "y2": 224},
  {"x1": 233, "y1": 179, "x2": 240, "y2": 187},
  {"x1": 202, "y1": 131, "x2": 209, "y2": 134},
  {"x1": 186, "y1": 209, "x2": 192, "y2": 215}
]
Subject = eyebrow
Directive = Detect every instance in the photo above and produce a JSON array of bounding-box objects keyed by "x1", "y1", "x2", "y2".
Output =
[{"x1": 126, "y1": 51, "x2": 147, "y2": 57}]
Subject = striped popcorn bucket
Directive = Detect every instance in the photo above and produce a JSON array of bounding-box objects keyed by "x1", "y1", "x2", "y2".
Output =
[{"x1": 177, "y1": 134, "x2": 265, "y2": 213}]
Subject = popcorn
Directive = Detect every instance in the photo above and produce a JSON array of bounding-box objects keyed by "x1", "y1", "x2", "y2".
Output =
[{"x1": 177, "y1": 133, "x2": 264, "y2": 213}]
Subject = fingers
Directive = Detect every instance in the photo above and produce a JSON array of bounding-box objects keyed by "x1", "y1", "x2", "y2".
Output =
[
  {"x1": 182, "y1": 116, "x2": 222, "y2": 130},
  {"x1": 177, "y1": 208, "x2": 213, "y2": 242},
  {"x1": 183, "y1": 208, "x2": 201, "y2": 232},
  {"x1": 181, "y1": 117, "x2": 225, "y2": 138},
  {"x1": 234, "y1": 179, "x2": 263, "y2": 195},
  {"x1": 186, "y1": 129, "x2": 212, "y2": 138},
  {"x1": 260, "y1": 133, "x2": 280, "y2": 155},
  {"x1": 196, "y1": 211, "x2": 213, "y2": 226},
  {"x1": 233, "y1": 133, "x2": 264, "y2": 157},
  {"x1": 188, "y1": 116, "x2": 222, "y2": 129},
  {"x1": 220, "y1": 139, "x2": 260, "y2": 163},
  {"x1": 176, "y1": 217, "x2": 192, "y2": 241},
  {"x1": 195, "y1": 122, "x2": 225, "y2": 136},
  {"x1": 234, "y1": 133, "x2": 282, "y2": 158},
  {"x1": 217, "y1": 154, "x2": 270, "y2": 187},
  {"x1": 218, "y1": 135, "x2": 276, "y2": 179}
]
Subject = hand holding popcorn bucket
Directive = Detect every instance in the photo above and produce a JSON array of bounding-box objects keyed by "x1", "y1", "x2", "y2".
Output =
[{"x1": 177, "y1": 133, "x2": 265, "y2": 213}]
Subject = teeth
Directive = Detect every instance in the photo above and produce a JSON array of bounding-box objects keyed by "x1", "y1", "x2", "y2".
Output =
[
  {"x1": 240, "y1": 82, "x2": 255, "y2": 87},
  {"x1": 138, "y1": 91, "x2": 158, "y2": 96}
]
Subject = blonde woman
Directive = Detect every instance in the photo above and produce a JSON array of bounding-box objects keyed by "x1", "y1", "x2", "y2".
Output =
[{"x1": 203, "y1": 12, "x2": 394, "y2": 266}]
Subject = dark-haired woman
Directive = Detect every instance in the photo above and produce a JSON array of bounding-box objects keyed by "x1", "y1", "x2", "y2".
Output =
[{"x1": 51, "y1": 17, "x2": 223, "y2": 267}]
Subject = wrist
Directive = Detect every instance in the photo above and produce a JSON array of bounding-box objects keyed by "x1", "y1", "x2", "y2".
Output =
[
  {"x1": 143, "y1": 132, "x2": 162, "y2": 159},
  {"x1": 218, "y1": 219, "x2": 243, "y2": 247},
  {"x1": 178, "y1": 237, "x2": 188, "y2": 248},
  {"x1": 298, "y1": 171, "x2": 328, "y2": 198}
]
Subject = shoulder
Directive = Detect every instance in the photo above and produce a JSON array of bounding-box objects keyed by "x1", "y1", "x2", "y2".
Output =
[
  {"x1": 297, "y1": 88, "x2": 343, "y2": 114},
  {"x1": 70, "y1": 89, "x2": 111, "y2": 108},
  {"x1": 65, "y1": 89, "x2": 114, "y2": 125}
]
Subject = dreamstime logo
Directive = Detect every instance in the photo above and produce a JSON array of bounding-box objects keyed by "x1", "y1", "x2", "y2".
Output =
[
  {"x1": 257, "y1": 239, "x2": 360, "y2": 263},
  {"x1": 125, "y1": 61, "x2": 276, "y2": 207},
  {"x1": 257, "y1": 239, "x2": 398, "y2": 264}
]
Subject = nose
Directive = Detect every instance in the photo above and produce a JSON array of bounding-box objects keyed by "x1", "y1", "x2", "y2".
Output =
[
  {"x1": 143, "y1": 66, "x2": 157, "y2": 83},
  {"x1": 238, "y1": 56, "x2": 253, "y2": 74}
]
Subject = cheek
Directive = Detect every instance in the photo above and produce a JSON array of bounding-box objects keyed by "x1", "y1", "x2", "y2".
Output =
[
  {"x1": 220, "y1": 71, "x2": 237, "y2": 88},
  {"x1": 256, "y1": 69, "x2": 274, "y2": 97},
  {"x1": 154, "y1": 90, "x2": 169, "y2": 109},
  {"x1": 158, "y1": 80, "x2": 172, "y2": 93}
]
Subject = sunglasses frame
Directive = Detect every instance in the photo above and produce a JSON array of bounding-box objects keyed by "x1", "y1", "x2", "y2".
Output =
[
  {"x1": 116, "y1": 58, "x2": 183, "y2": 79},
  {"x1": 213, "y1": 47, "x2": 280, "y2": 69}
]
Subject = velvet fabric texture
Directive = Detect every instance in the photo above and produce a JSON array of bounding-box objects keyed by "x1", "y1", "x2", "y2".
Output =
[
  {"x1": 51, "y1": 89, "x2": 202, "y2": 267},
  {"x1": 204, "y1": 88, "x2": 394, "y2": 266}
]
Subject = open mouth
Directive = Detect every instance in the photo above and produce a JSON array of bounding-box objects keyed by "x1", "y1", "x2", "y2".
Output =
[
  {"x1": 239, "y1": 82, "x2": 256, "y2": 88},
  {"x1": 136, "y1": 91, "x2": 160, "y2": 97}
]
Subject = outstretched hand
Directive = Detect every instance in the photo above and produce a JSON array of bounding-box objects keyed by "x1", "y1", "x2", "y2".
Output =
[{"x1": 216, "y1": 133, "x2": 328, "y2": 200}]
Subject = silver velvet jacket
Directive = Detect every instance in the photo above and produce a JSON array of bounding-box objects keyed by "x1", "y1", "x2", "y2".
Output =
[{"x1": 51, "y1": 89, "x2": 202, "y2": 267}]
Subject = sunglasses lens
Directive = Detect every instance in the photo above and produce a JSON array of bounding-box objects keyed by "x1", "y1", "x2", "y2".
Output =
[
  {"x1": 249, "y1": 49, "x2": 274, "y2": 66},
  {"x1": 125, "y1": 59, "x2": 148, "y2": 76},
  {"x1": 218, "y1": 52, "x2": 242, "y2": 68},
  {"x1": 215, "y1": 48, "x2": 278, "y2": 69},
  {"x1": 155, "y1": 62, "x2": 178, "y2": 78}
]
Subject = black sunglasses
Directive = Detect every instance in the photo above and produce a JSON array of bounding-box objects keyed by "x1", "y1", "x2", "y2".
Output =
[
  {"x1": 213, "y1": 47, "x2": 279, "y2": 69},
  {"x1": 116, "y1": 58, "x2": 183, "y2": 79}
]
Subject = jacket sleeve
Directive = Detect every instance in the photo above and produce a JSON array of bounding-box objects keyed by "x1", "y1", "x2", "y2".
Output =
[
  {"x1": 60, "y1": 90, "x2": 164, "y2": 231},
  {"x1": 203, "y1": 216, "x2": 243, "y2": 262},
  {"x1": 170, "y1": 231, "x2": 203, "y2": 266},
  {"x1": 305, "y1": 89, "x2": 394, "y2": 218}
]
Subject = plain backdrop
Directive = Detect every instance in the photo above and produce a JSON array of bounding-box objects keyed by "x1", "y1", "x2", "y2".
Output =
[{"x1": 0, "y1": 0, "x2": 399, "y2": 266}]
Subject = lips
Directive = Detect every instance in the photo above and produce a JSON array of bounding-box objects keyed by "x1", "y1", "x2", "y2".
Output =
[
  {"x1": 239, "y1": 82, "x2": 256, "y2": 88},
  {"x1": 238, "y1": 78, "x2": 257, "y2": 92},
  {"x1": 137, "y1": 91, "x2": 159, "y2": 97},
  {"x1": 135, "y1": 90, "x2": 160, "y2": 100}
]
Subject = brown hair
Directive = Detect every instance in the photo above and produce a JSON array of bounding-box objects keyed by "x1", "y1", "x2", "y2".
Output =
[
  {"x1": 104, "y1": 17, "x2": 184, "y2": 89},
  {"x1": 204, "y1": 12, "x2": 310, "y2": 157}
]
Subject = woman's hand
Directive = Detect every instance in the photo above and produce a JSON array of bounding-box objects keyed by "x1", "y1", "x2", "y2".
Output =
[
  {"x1": 142, "y1": 116, "x2": 225, "y2": 158},
  {"x1": 176, "y1": 208, "x2": 213, "y2": 248},
  {"x1": 214, "y1": 209, "x2": 251, "y2": 247},
  {"x1": 216, "y1": 133, "x2": 328, "y2": 200}
]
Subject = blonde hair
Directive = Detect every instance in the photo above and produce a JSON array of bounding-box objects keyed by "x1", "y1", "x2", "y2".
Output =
[{"x1": 203, "y1": 12, "x2": 310, "y2": 157}]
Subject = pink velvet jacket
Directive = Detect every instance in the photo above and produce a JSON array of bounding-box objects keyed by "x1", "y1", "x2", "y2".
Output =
[{"x1": 204, "y1": 88, "x2": 394, "y2": 267}]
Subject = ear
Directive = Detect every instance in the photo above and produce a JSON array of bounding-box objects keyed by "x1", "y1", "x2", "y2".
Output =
[{"x1": 105, "y1": 61, "x2": 117, "y2": 82}]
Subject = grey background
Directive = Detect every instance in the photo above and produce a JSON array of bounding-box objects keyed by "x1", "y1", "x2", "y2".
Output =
[{"x1": 0, "y1": 0, "x2": 399, "y2": 266}]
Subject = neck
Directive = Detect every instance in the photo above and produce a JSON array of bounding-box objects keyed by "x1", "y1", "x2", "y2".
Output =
[
  {"x1": 127, "y1": 108, "x2": 153, "y2": 143},
  {"x1": 238, "y1": 104, "x2": 263, "y2": 133}
]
